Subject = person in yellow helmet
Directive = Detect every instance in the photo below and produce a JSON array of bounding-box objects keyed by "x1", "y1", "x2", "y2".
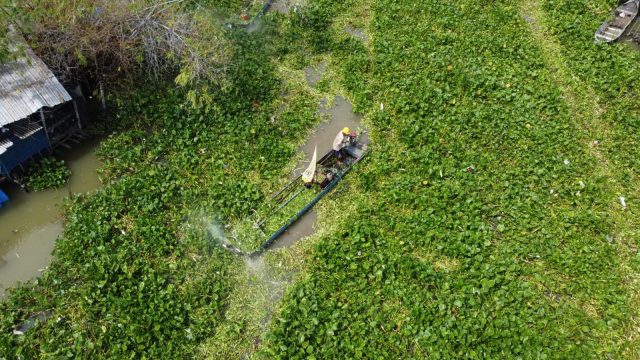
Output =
[{"x1": 332, "y1": 127, "x2": 353, "y2": 160}]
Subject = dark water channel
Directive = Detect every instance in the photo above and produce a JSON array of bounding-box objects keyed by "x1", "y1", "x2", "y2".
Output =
[{"x1": 0, "y1": 140, "x2": 102, "y2": 298}]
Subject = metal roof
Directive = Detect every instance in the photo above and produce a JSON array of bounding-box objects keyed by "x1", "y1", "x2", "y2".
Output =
[{"x1": 0, "y1": 48, "x2": 71, "y2": 127}]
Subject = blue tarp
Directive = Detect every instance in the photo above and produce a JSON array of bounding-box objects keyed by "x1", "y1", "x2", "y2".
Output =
[
  {"x1": 0, "y1": 189, "x2": 8, "y2": 207},
  {"x1": 0, "y1": 129, "x2": 49, "y2": 177}
]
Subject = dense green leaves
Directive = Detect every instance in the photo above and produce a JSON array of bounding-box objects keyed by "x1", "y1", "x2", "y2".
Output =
[
  {"x1": 265, "y1": 0, "x2": 639, "y2": 358},
  {"x1": 26, "y1": 158, "x2": 72, "y2": 191},
  {"x1": 0, "y1": 14, "x2": 318, "y2": 358},
  {"x1": 2, "y1": 0, "x2": 639, "y2": 358}
]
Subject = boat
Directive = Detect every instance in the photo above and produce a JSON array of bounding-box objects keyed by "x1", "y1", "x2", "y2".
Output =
[
  {"x1": 250, "y1": 137, "x2": 369, "y2": 255},
  {"x1": 219, "y1": 134, "x2": 370, "y2": 256},
  {"x1": 595, "y1": 0, "x2": 640, "y2": 43}
]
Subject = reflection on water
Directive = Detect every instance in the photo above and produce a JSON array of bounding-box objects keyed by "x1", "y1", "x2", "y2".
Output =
[
  {"x1": 0, "y1": 139, "x2": 102, "y2": 298},
  {"x1": 270, "y1": 209, "x2": 317, "y2": 249},
  {"x1": 0, "y1": 222, "x2": 62, "y2": 297}
]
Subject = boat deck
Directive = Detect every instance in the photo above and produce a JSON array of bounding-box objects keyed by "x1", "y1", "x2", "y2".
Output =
[{"x1": 595, "y1": 1, "x2": 640, "y2": 42}]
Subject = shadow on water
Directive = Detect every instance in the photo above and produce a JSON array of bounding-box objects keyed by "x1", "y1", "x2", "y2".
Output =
[
  {"x1": 269, "y1": 210, "x2": 317, "y2": 249},
  {"x1": 0, "y1": 139, "x2": 102, "y2": 298}
]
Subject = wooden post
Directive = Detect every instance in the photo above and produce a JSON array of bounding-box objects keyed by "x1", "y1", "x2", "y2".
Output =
[
  {"x1": 72, "y1": 99, "x2": 82, "y2": 129},
  {"x1": 40, "y1": 109, "x2": 51, "y2": 146},
  {"x1": 99, "y1": 81, "x2": 106, "y2": 110}
]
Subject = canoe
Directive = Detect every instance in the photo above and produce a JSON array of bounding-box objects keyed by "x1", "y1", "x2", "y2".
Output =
[
  {"x1": 252, "y1": 140, "x2": 369, "y2": 256},
  {"x1": 218, "y1": 135, "x2": 369, "y2": 257},
  {"x1": 595, "y1": 0, "x2": 640, "y2": 43}
]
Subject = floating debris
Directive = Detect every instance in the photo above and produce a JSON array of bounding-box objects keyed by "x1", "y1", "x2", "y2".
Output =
[
  {"x1": 620, "y1": 196, "x2": 627, "y2": 210},
  {"x1": 12, "y1": 311, "x2": 52, "y2": 335}
]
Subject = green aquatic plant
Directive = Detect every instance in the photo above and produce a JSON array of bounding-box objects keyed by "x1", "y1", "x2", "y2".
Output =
[
  {"x1": 26, "y1": 158, "x2": 72, "y2": 191},
  {"x1": 0, "y1": 11, "x2": 321, "y2": 358},
  {"x1": 263, "y1": 0, "x2": 640, "y2": 358}
]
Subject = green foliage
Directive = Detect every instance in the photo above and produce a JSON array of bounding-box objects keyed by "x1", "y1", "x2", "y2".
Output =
[
  {"x1": 278, "y1": 0, "x2": 353, "y2": 55},
  {"x1": 289, "y1": 1, "x2": 335, "y2": 52},
  {"x1": 264, "y1": 0, "x2": 639, "y2": 358},
  {"x1": 26, "y1": 158, "x2": 72, "y2": 191},
  {"x1": 0, "y1": 32, "x2": 8, "y2": 63},
  {"x1": 0, "y1": 16, "x2": 319, "y2": 358},
  {"x1": 2, "y1": 0, "x2": 639, "y2": 358},
  {"x1": 540, "y1": 0, "x2": 640, "y2": 182},
  {"x1": 0, "y1": 0, "x2": 28, "y2": 63}
]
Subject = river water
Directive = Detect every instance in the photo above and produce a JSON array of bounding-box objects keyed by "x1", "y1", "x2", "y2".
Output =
[{"x1": 0, "y1": 140, "x2": 102, "y2": 298}]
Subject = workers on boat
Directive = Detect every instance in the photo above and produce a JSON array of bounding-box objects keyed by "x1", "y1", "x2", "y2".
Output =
[{"x1": 332, "y1": 127, "x2": 355, "y2": 160}]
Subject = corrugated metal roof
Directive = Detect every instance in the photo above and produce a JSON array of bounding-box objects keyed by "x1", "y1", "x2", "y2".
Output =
[
  {"x1": 0, "y1": 138, "x2": 13, "y2": 155},
  {"x1": 0, "y1": 47, "x2": 71, "y2": 127}
]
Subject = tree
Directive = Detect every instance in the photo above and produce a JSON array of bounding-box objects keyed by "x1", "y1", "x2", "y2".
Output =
[{"x1": 1, "y1": 0, "x2": 236, "y2": 85}]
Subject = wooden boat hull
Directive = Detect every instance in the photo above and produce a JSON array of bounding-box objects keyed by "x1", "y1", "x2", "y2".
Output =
[
  {"x1": 595, "y1": 0, "x2": 640, "y2": 43},
  {"x1": 251, "y1": 141, "x2": 369, "y2": 255}
]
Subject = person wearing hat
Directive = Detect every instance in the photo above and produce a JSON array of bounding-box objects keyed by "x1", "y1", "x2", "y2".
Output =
[{"x1": 332, "y1": 127, "x2": 353, "y2": 160}]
